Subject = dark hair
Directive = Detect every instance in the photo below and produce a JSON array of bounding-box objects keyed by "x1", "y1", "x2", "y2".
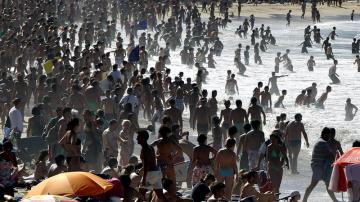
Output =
[
  {"x1": 197, "y1": 134, "x2": 207, "y2": 144},
  {"x1": 243, "y1": 123, "x2": 252, "y2": 133},
  {"x1": 228, "y1": 126, "x2": 238, "y2": 137},
  {"x1": 137, "y1": 130, "x2": 149, "y2": 141},
  {"x1": 225, "y1": 138, "x2": 236, "y2": 148},
  {"x1": 63, "y1": 107, "x2": 72, "y2": 114},
  {"x1": 244, "y1": 171, "x2": 258, "y2": 181},
  {"x1": 353, "y1": 140, "x2": 360, "y2": 147},
  {"x1": 210, "y1": 182, "x2": 226, "y2": 194},
  {"x1": 108, "y1": 157, "x2": 118, "y2": 168},
  {"x1": 235, "y1": 100, "x2": 242, "y2": 107},
  {"x1": 67, "y1": 118, "x2": 80, "y2": 131},
  {"x1": 55, "y1": 154, "x2": 65, "y2": 165},
  {"x1": 250, "y1": 120, "x2": 261, "y2": 130},
  {"x1": 119, "y1": 175, "x2": 131, "y2": 188},
  {"x1": 159, "y1": 126, "x2": 171, "y2": 138},
  {"x1": 321, "y1": 127, "x2": 331, "y2": 139}
]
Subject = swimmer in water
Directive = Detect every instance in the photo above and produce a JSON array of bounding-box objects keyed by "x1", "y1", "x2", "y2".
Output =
[
  {"x1": 307, "y1": 56, "x2": 316, "y2": 71},
  {"x1": 295, "y1": 90, "x2": 306, "y2": 106},
  {"x1": 315, "y1": 86, "x2": 331, "y2": 109},
  {"x1": 268, "y1": 72, "x2": 288, "y2": 96},
  {"x1": 274, "y1": 90, "x2": 287, "y2": 108},
  {"x1": 329, "y1": 60, "x2": 340, "y2": 84},
  {"x1": 345, "y1": 98, "x2": 358, "y2": 121}
]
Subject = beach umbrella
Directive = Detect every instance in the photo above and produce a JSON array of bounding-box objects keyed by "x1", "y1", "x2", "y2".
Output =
[
  {"x1": 22, "y1": 195, "x2": 78, "y2": 202},
  {"x1": 329, "y1": 148, "x2": 360, "y2": 192},
  {"x1": 25, "y1": 172, "x2": 113, "y2": 198}
]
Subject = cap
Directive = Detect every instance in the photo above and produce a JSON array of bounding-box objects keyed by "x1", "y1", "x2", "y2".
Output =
[{"x1": 289, "y1": 191, "x2": 300, "y2": 198}]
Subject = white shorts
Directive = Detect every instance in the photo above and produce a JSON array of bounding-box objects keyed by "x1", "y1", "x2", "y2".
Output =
[{"x1": 141, "y1": 170, "x2": 163, "y2": 190}]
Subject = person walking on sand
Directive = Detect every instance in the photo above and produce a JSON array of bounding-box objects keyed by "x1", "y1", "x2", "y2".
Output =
[
  {"x1": 345, "y1": 98, "x2": 358, "y2": 121},
  {"x1": 284, "y1": 113, "x2": 309, "y2": 175},
  {"x1": 215, "y1": 138, "x2": 238, "y2": 200},
  {"x1": 303, "y1": 127, "x2": 338, "y2": 202}
]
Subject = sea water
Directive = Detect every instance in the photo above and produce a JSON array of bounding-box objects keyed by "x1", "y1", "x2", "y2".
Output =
[{"x1": 109, "y1": 14, "x2": 360, "y2": 201}]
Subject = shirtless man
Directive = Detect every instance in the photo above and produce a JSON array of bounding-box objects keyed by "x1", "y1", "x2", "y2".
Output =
[
  {"x1": 152, "y1": 126, "x2": 182, "y2": 190},
  {"x1": 193, "y1": 98, "x2": 211, "y2": 135},
  {"x1": 268, "y1": 72, "x2": 288, "y2": 96},
  {"x1": 188, "y1": 134, "x2": 217, "y2": 186},
  {"x1": 225, "y1": 74, "x2": 239, "y2": 95},
  {"x1": 295, "y1": 90, "x2": 306, "y2": 106},
  {"x1": 84, "y1": 81, "x2": 102, "y2": 113},
  {"x1": 220, "y1": 100, "x2": 232, "y2": 145},
  {"x1": 247, "y1": 97, "x2": 266, "y2": 128},
  {"x1": 243, "y1": 120, "x2": 265, "y2": 170},
  {"x1": 284, "y1": 113, "x2": 309, "y2": 174},
  {"x1": 215, "y1": 138, "x2": 238, "y2": 199},
  {"x1": 163, "y1": 99, "x2": 183, "y2": 131},
  {"x1": 230, "y1": 100, "x2": 249, "y2": 142},
  {"x1": 253, "y1": 82, "x2": 263, "y2": 101},
  {"x1": 101, "y1": 90, "x2": 117, "y2": 121},
  {"x1": 305, "y1": 82, "x2": 318, "y2": 104},
  {"x1": 354, "y1": 55, "x2": 360, "y2": 72},
  {"x1": 260, "y1": 86, "x2": 272, "y2": 112},
  {"x1": 274, "y1": 52, "x2": 282, "y2": 73},
  {"x1": 137, "y1": 130, "x2": 166, "y2": 202},
  {"x1": 315, "y1": 86, "x2": 331, "y2": 109}
]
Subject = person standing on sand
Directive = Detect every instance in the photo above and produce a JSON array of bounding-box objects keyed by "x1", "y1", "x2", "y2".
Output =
[
  {"x1": 303, "y1": 127, "x2": 338, "y2": 202},
  {"x1": 345, "y1": 98, "x2": 358, "y2": 121},
  {"x1": 137, "y1": 130, "x2": 167, "y2": 202},
  {"x1": 230, "y1": 99, "x2": 249, "y2": 141},
  {"x1": 284, "y1": 113, "x2": 309, "y2": 174},
  {"x1": 188, "y1": 134, "x2": 217, "y2": 186},
  {"x1": 215, "y1": 138, "x2": 238, "y2": 200}
]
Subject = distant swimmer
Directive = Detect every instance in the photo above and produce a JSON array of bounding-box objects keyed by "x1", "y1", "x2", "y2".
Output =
[
  {"x1": 286, "y1": 10, "x2": 292, "y2": 26},
  {"x1": 345, "y1": 98, "x2": 358, "y2": 121},
  {"x1": 328, "y1": 27, "x2": 338, "y2": 40},
  {"x1": 351, "y1": 10, "x2": 354, "y2": 21},
  {"x1": 315, "y1": 86, "x2": 331, "y2": 109},
  {"x1": 305, "y1": 82, "x2": 318, "y2": 104},
  {"x1": 307, "y1": 56, "x2": 316, "y2": 71},
  {"x1": 274, "y1": 52, "x2": 283, "y2": 73},
  {"x1": 260, "y1": 86, "x2": 272, "y2": 112},
  {"x1": 225, "y1": 74, "x2": 239, "y2": 95},
  {"x1": 354, "y1": 55, "x2": 360, "y2": 72},
  {"x1": 329, "y1": 60, "x2": 340, "y2": 84},
  {"x1": 274, "y1": 90, "x2": 287, "y2": 108},
  {"x1": 268, "y1": 72, "x2": 288, "y2": 96}
]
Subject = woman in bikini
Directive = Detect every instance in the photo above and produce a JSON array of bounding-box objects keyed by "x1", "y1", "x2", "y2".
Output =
[{"x1": 267, "y1": 133, "x2": 288, "y2": 194}]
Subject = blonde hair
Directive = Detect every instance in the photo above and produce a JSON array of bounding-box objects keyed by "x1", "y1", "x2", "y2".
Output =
[{"x1": 122, "y1": 119, "x2": 131, "y2": 128}]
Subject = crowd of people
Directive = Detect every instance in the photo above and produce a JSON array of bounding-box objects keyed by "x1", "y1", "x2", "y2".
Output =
[{"x1": 0, "y1": 0, "x2": 359, "y2": 201}]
